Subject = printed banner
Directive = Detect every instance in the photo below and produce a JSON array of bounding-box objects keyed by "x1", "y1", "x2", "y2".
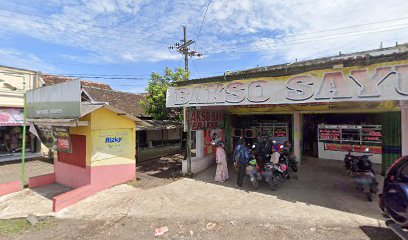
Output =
[
  {"x1": 0, "y1": 108, "x2": 23, "y2": 126},
  {"x1": 35, "y1": 126, "x2": 72, "y2": 153},
  {"x1": 325, "y1": 143, "x2": 382, "y2": 154},
  {"x1": 187, "y1": 109, "x2": 225, "y2": 130},
  {"x1": 91, "y1": 128, "x2": 133, "y2": 162}
]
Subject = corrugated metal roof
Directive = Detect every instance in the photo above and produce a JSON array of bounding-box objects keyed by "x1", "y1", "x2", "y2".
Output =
[
  {"x1": 136, "y1": 120, "x2": 182, "y2": 130},
  {"x1": 177, "y1": 43, "x2": 408, "y2": 86}
]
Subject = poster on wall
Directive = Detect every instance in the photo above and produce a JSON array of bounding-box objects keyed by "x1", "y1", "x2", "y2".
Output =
[
  {"x1": 186, "y1": 109, "x2": 225, "y2": 131},
  {"x1": 0, "y1": 108, "x2": 23, "y2": 126},
  {"x1": 91, "y1": 128, "x2": 133, "y2": 162},
  {"x1": 34, "y1": 125, "x2": 72, "y2": 153},
  {"x1": 204, "y1": 129, "x2": 224, "y2": 155},
  {"x1": 324, "y1": 143, "x2": 382, "y2": 154},
  {"x1": 319, "y1": 128, "x2": 341, "y2": 141}
]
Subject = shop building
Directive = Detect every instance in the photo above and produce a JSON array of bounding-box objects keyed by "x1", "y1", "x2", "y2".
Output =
[
  {"x1": 166, "y1": 44, "x2": 408, "y2": 174},
  {"x1": 0, "y1": 66, "x2": 42, "y2": 161},
  {"x1": 42, "y1": 74, "x2": 184, "y2": 163},
  {"x1": 23, "y1": 79, "x2": 144, "y2": 211}
]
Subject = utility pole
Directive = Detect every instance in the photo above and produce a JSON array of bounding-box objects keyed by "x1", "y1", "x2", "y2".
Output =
[
  {"x1": 169, "y1": 26, "x2": 202, "y2": 75},
  {"x1": 183, "y1": 26, "x2": 188, "y2": 73},
  {"x1": 168, "y1": 26, "x2": 202, "y2": 176}
]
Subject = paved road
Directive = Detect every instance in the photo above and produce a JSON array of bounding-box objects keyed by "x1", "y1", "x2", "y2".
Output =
[
  {"x1": 0, "y1": 156, "x2": 399, "y2": 239},
  {"x1": 0, "y1": 158, "x2": 53, "y2": 184}
]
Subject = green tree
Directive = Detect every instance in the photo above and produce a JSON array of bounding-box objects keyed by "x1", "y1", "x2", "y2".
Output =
[{"x1": 140, "y1": 67, "x2": 189, "y2": 121}]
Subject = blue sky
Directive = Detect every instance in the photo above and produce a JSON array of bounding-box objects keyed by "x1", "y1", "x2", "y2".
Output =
[{"x1": 1, "y1": 0, "x2": 408, "y2": 93}]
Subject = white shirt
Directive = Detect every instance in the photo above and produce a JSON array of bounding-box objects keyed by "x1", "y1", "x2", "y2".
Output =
[{"x1": 270, "y1": 152, "x2": 280, "y2": 164}]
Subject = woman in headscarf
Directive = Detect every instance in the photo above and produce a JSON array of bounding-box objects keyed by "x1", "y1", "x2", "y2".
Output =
[{"x1": 215, "y1": 140, "x2": 229, "y2": 182}]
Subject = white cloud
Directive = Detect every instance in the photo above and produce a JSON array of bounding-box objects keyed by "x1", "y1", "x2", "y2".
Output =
[
  {"x1": 0, "y1": 0, "x2": 408, "y2": 68},
  {"x1": 0, "y1": 48, "x2": 58, "y2": 72}
]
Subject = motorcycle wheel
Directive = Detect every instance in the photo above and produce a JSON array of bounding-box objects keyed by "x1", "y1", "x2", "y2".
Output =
[
  {"x1": 366, "y1": 192, "x2": 373, "y2": 202},
  {"x1": 269, "y1": 174, "x2": 282, "y2": 191}
]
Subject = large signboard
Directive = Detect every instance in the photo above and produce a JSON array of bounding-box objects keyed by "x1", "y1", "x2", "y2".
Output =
[
  {"x1": 91, "y1": 129, "x2": 133, "y2": 162},
  {"x1": 187, "y1": 109, "x2": 225, "y2": 130},
  {"x1": 166, "y1": 62, "x2": 408, "y2": 107},
  {"x1": 26, "y1": 79, "x2": 81, "y2": 119}
]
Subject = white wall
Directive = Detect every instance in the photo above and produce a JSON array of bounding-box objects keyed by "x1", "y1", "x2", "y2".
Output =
[
  {"x1": 318, "y1": 142, "x2": 382, "y2": 164},
  {"x1": 0, "y1": 66, "x2": 39, "y2": 108}
]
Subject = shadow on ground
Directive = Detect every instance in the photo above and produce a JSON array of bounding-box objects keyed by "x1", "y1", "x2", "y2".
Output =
[
  {"x1": 31, "y1": 184, "x2": 72, "y2": 200},
  {"x1": 359, "y1": 225, "x2": 401, "y2": 240},
  {"x1": 137, "y1": 154, "x2": 183, "y2": 179},
  {"x1": 193, "y1": 157, "x2": 384, "y2": 220}
]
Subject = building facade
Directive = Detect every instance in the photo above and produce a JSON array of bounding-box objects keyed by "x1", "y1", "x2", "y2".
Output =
[
  {"x1": 166, "y1": 44, "x2": 408, "y2": 174},
  {"x1": 0, "y1": 66, "x2": 42, "y2": 159}
]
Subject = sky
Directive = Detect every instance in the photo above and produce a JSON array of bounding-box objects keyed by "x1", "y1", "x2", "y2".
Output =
[{"x1": 0, "y1": 0, "x2": 408, "y2": 93}]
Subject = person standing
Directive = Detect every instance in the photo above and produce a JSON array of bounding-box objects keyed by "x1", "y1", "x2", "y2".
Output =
[
  {"x1": 233, "y1": 138, "x2": 250, "y2": 188},
  {"x1": 215, "y1": 141, "x2": 228, "y2": 182}
]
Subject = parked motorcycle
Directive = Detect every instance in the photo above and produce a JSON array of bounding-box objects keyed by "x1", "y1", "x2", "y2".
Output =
[
  {"x1": 380, "y1": 155, "x2": 408, "y2": 240},
  {"x1": 348, "y1": 148, "x2": 378, "y2": 201},
  {"x1": 280, "y1": 151, "x2": 298, "y2": 173},
  {"x1": 246, "y1": 159, "x2": 259, "y2": 190},
  {"x1": 265, "y1": 162, "x2": 287, "y2": 191},
  {"x1": 344, "y1": 149, "x2": 370, "y2": 176}
]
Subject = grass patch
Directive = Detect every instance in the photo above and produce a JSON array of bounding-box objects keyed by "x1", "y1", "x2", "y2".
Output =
[
  {"x1": 0, "y1": 219, "x2": 30, "y2": 235},
  {"x1": 0, "y1": 218, "x2": 54, "y2": 236}
]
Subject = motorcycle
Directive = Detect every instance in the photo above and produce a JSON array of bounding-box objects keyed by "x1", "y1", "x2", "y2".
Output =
[
  {"x1": 350, "y1": 148, "x2": 378, "y2": 201},
  {"x1": 246, "y1": 144, "x2": 286, "y2": 191},
  {"x1": 380, "y1": 155, "x2": 408, "y2": 240},
  {"x1": 344, "y1": 149, "x2": 370, "y2": 176},
  {"x1": 354, "y1": 170, "x2": 378, "y2": 201},
  {"x1": 246, "y1": 159, "x2": 259, "y2": 190},
  {"x1": 280, "y1": 151, "x2": 298, "y2": 173},
  {"x1": 265, "y1": 162, "x2": 287, "y2": 191}
]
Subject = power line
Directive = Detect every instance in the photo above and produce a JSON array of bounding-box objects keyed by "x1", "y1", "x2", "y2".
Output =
[
  {"x1": 200, "y1": 23, "x2": 408, "y2": 55},
  {"x1": 168, "y1": 26, "x2": 202, "y2": 73},
  {"x1": 63, "y1": 76, "x2": 146, "y2": 80},
  {"x1": 0, "y1": 17, "x2": 163, "y2": 48},
  {"x1": 190, "y1": 58, "x2": 202, "y2": 79},
  {"x1": 196, "y1": 16, "x2": 408, "y2": 51},
  {"x1": 195, "y1": 0, "x2": 212, "y2": 45}
]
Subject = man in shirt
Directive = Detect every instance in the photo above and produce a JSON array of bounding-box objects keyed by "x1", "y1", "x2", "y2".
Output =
[{"x1": 233, "y1": 137, "x2": 251, "y2": 188}]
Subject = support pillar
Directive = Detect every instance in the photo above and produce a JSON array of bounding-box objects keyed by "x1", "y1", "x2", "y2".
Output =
[
  {"x1": 196, "y1": 130, "x2": 204, "y2": 158},
  {"x1": 293, "y1": 112, "x2": 302, "y2": 163},
  {"x1": 401, "y1": 101, "x2": 408, "y2": 155}
]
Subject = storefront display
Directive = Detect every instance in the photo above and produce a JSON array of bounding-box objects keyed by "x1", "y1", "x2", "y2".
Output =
[
  {"x1": 318, "y1": 124, "x2": 382, "y2": 163},
  {"x1": 0, "y1": 126, "x2": 35, "y2": 155}
]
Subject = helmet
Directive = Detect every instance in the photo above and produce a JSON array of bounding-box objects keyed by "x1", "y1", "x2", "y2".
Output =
[
  {"x1": 357, "y1": 159, "x2": 372, "y2": 171},
  {"x1": 272, "y1": 145, "x2": 279, "y2": 152}
]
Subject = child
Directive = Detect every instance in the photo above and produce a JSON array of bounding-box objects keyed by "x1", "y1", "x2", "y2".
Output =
[{"x1": 270, "y1": 145, "x2": 280, "y2": 164}]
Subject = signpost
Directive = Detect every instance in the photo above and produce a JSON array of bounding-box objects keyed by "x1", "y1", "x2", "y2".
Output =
[{"x1": 26, "y1": 79, "x2": 81, "y2": 119}]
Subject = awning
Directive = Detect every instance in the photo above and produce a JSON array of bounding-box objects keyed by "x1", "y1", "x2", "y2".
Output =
[
  {"x1": 27, "y1": 118, "x2": 89, "y2": 127},
  {"x1": 0, "y1": 108, "x2": 23, "y2": 126}
]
